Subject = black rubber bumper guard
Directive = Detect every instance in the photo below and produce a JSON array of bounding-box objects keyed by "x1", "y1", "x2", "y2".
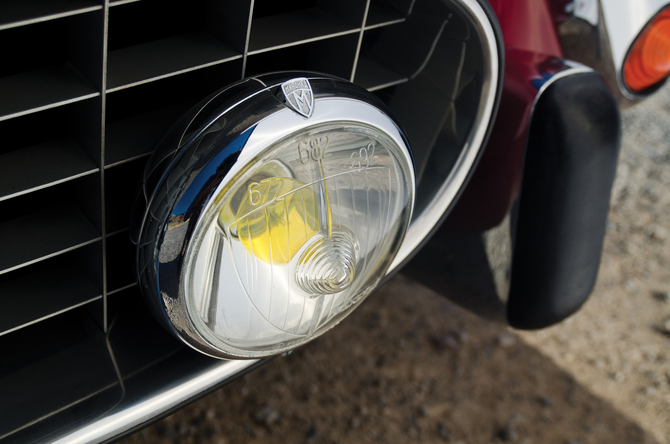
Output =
[{"x1": 507, "y1": 71, "x2": 621, "y2": 329}]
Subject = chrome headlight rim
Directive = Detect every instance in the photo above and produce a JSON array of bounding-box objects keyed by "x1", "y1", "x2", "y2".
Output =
[{"x1": 133, "y1": 72, "x2": 415, "y2": 359}]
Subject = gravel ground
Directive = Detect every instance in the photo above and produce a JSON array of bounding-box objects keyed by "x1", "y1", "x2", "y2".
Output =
[{"x1": 120, "y1": 83, "x2": 670, "y2": 444}]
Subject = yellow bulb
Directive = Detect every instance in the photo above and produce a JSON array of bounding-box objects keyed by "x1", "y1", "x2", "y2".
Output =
[{"x1": 220, "y1": 177, "x2": 319, "y2": 265}]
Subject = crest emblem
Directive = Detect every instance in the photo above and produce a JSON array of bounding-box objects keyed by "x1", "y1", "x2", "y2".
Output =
[{"x1": 281, "y1": 77, "x2": 314, "y2": 118}]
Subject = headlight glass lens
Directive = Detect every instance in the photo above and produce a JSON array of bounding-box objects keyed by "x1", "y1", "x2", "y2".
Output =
[{"x1": 183, "y1": 121, "x2": 413, "y2": 357}]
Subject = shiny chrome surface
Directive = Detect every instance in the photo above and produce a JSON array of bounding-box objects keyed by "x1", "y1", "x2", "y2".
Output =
[
  {"x1": 136, "y1": 73, "x2": 414, "y2": 359},
  {"x1": 532, "y1": 61, "x2": 594, "y2": 110},
  {"x1": 572, "y1": 0, "x2": 599, "y2": 26},
  {"x1": 52, "y1": 359, "x2": 259, "y2": 444},
  {"x1": 389, "y1": 0, "x2": 500, "y2": 270}
]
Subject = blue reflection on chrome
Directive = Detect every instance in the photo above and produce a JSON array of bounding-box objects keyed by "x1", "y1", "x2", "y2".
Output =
[{"x1": 172, "y1": 127, "x2": 256, "y2": 218}]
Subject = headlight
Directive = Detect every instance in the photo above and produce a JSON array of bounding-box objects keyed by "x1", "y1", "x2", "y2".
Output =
[{"x1": 132, "y1": 73, "x2": 414, "y2": 359}]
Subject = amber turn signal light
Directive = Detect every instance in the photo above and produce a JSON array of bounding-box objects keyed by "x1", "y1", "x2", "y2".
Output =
[{"x1": 623, "y1": 7, "x2": 670, "y2": 93}]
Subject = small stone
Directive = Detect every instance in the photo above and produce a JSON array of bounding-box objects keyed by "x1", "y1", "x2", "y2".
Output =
[
  {"x1": 437, "y1": 421, "x2": 451, "y2": 441},
  {"x1": 159, "y1": 425, "x2": 177, "y2": 440},
  {"x1": 242, "y1": 422, "x2": 256, "y2": 438},
  {"x1": 643, "y1": 386, "x2": 657, "y2": 396},
  {"x1": 658, "y1": 319, "x2": 670, "y2": 336},
  {"x1": 627, "y1": 348, "x2": 643, "y2": 362},
  {"x1": 306, "y1": 425, "x2": 318, "y2": 439},
  {"x1": 349, "y1": 417, "x2": 361, "y2": 430},
  {"x1": 206, "y1": 408, "x2": 216, "y2": 420},
  {"x1": 418, "y1": 405, "x2": 429, "y2": 417},
  {"x1": 644, "y1": 224, "x2": 667, "y2": 242},
  {"x1": 430, "y1": 332, "x2": 461, "y2": 350},
  {"x1": 498, "y1": 412, "x2": 522, "y2": 441},
  {"x1": 408, "y1": 426, "x2": 419, "y2": 437},
  {"x1": 376, "y1": 355, "x2": 388, "y2": 367},
  {"x1": 653, "y1": 291, "x2": 670, "y2": 303},
  {"x1": 254, "y1": 405, "x2": 280, "y2": 426},
  {"x1": 611, "y1": 372, "x2": 625, "y2": 382},
  {"x1": 593, "y1": 358, "x2": 606, "y2": 369},
  {"x1": 645, "y1": 370, "x2": 663, "y2": 386},
  {"x1": 641, "y1": 346, "x2": 658, "y2": 361},
  {"x1": 497, "y1": 332, "x2": 517, "y2": 348},
  {"x1": 537, "y1": 395, "x2": 554, "y2": 407},
  {"x1": 277, "y1": 372, "x2": 292, "y2": 384}
]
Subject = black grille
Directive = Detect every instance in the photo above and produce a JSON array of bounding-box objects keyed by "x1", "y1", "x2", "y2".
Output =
[
  {"x1": 0, "y1": 0, "x2": 402, "y2": 336},
  {"x1": 0, "y1": 0, "x2": 485, "y2": 339}
]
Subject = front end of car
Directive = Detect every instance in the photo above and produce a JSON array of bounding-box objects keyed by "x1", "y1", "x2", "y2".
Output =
[{"x1": 0, "y1": 0, "x2": 668, "y2": 442}]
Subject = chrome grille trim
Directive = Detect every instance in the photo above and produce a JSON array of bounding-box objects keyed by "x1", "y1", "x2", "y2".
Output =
[
  {"x1": 51, "y1": 359, "x2": 261, "y2": 444},
  {"x1": 390, "y1": 0, "x2": 501, "y2": 270}
]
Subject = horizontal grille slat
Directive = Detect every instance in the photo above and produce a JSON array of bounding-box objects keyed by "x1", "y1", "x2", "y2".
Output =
[
  {"x1": 248, "y1": 7, "x2": 360, "y2": 54},
  {"x1": 364, "y1": 3, "x2": 405, "y2": 30},
  {"x1": 106, "y1": 32, "x2": 242, "y2": 92},
  {"x1": 0, "y1": 260, "x2": 101, "y2": 337},
  {"x1": 0, "y1": 64, "x2": 99, "y2": 121},
  {"x1": 0, "y1": 0, "x2": 101, "y2": 31},
  {"x1": 105, "y1": 104, "x2": 189, "y2": 168},
  {"x1": 0, "y1": 138, "x2": 99, "y2": 201},
  {"x1": 0, "y1": 204, "x2": 101, "y2": 275},
  {"x1": 109, "y1": 0, "x2": 142, "y2": 7}
]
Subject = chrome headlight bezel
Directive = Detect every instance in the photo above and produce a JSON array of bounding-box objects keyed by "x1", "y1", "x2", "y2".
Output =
[{"x1": 131, "y1": 72, "x2": 415, "y2": 359}]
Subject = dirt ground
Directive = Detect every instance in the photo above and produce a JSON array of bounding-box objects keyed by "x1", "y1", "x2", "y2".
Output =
[{"x1": 120, "y1": 84, "x2": 670, "y2": 444}]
